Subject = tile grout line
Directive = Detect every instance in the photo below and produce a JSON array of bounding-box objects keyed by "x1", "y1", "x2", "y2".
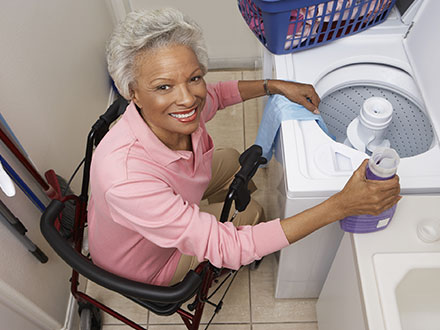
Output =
[
  {"x1": 252, "y1": 321, "x2": 319, "y2": 324},
  {"x1": 247, "y1": 68, "x2": 257, "y2": 330},
  {"x1": 241, "y1": 71, "x2": 247, "y2": 151},
  {"x1": 249, "y1": 266, "x2": 253, "y2": 329}
]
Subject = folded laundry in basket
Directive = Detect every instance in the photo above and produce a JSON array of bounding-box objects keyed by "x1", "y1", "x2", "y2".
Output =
[{"x1": 255, "y1": 94, "x2": 334, "y2": 162}]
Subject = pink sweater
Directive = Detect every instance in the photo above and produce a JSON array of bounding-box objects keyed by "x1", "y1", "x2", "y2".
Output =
[{"x1": 88, "y1": 81, "x2": 289, "y2": 286}]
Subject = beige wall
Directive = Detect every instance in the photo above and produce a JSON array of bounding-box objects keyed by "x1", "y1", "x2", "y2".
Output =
[
  {"x1": 128, "y1": 0, "x2": 263, "y2": 69},
  {"x1": 0, "y1": 0, "x2": 114, "y2": 328},
  {"x1": 1, "y1": 0, "x2": 114, "y2": 193}
]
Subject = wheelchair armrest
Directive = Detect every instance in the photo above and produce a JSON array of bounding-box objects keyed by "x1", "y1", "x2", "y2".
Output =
[{"x1": 40, "y1": 199, "x2": 202, "y2": 304}]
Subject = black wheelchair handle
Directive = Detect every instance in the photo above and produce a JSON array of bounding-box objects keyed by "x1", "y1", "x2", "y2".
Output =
[
  {"x1": 41, "y1": 200, "x2": 202, "y2": 304},
  {"x1": 98, "y1": 96, "x2": 128, "y2": 126},
  {"x1": 235, "y1": 145, "x2": 267, "y2": 184},
  {"x1": 220, "y1": 145, "x2": 267, "y2": 219},
  {"x1": 90, "y1": 97, "x2": 128, "y2": 148}
]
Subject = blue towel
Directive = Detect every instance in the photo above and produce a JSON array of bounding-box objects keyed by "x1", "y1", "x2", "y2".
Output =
[{"x1": 255, "y1": 94, "x2": 334, "y2": 161}]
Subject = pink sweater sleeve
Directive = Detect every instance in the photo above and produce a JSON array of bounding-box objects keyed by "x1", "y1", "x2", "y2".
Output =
[
  {"x1": 105, "y1": 177, "x2": 289, "y2": 270},
  {"x1": 202, "y1": 80, "x2": 243, "y2": 122}
]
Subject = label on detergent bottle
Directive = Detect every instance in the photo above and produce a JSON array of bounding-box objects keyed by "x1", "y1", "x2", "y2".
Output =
[{"x1": 340, "y1": 147, "x2": 400, "y2": 233}]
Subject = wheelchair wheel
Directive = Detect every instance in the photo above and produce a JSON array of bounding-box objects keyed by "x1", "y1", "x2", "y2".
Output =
[{"x1": 79, "y1": 302, "x2": 102, "y2": 330}]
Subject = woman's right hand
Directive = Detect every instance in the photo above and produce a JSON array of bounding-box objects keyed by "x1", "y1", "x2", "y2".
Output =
[
  {"x1": 280, "y1": 159, "x2": 401, "y2": 244},
  {"x1": 334, "y1": 159, "x2": 401, "y2": 218}
]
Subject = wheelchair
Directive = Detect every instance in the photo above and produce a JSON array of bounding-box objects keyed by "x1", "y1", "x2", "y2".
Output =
[{"x1": 40, "y1": 97, "x2": 267, "y2": 330}]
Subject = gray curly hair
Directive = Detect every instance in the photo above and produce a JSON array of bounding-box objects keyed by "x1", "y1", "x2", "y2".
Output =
[{"x1": 106, "y1": 8, "x2": 209, "y2": 100}]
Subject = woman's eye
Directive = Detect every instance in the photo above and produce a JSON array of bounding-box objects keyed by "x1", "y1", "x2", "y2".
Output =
[
  {"x1": 191, "y1": 76, "x2": 201, "y2": 82},
  {"x1": 157, "y1": 85, "x2": 170, "y2": 91}
]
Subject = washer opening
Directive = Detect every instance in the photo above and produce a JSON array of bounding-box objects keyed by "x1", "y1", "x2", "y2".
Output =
[{"x1": 318, "y1": 85, "x2": 434, "y2": 158}]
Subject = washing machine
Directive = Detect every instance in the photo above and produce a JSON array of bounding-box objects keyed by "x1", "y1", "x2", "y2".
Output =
[{"x1": 266, "y1": 0, "x2": 440, "y2": 298}]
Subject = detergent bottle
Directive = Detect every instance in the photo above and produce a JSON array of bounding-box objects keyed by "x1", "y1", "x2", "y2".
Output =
[{"x1": 340, "y1": 147, "x2": 400, "y2": 233}]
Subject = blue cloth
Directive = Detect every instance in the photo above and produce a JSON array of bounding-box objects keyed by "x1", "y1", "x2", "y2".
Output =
[{"x1": 255, "y1": 94, "x2": 334, "y2": 161}]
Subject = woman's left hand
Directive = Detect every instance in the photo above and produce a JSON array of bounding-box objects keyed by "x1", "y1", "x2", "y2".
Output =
[{"x1": 270, "y1": 80, "x2": 321, "y2": 114}]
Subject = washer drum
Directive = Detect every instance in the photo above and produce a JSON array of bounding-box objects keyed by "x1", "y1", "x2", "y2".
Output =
[{"x1": 316, "y1": 63, "x2": 435, "y2": 158}]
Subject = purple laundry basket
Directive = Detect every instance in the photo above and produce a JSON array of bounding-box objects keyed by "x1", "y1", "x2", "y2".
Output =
[
  {"x1": 340, "y1": 148, "x2": 400, "y2": 233},
  {"x1": 238, "y1": 0, "x2": 397, "y2": 54}
]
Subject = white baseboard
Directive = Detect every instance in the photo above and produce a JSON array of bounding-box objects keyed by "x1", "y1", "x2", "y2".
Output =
[
  {"x1": 61, "y1": 294, "x2": 78, "y2": 330},
  {"x1": 0, "y1": 279, "x2": 61, "y2": 330}
]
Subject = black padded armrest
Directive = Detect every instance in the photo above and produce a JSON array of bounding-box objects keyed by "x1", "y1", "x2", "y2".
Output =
[{"x1": 41, "y1": 200, "x2": 202, "y2": 304}]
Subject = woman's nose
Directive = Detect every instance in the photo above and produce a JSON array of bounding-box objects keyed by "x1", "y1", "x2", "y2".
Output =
[{"x1": 176, "y1": 83, "x2": 196, "y2": 107}]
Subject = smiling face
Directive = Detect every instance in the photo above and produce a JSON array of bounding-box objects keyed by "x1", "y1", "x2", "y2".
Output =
[{"x1": 131, "y1": 44, "x2": 207, "y2": 150}]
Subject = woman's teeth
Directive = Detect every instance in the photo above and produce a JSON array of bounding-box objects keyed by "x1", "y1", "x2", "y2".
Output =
[{"x1": 170, "y1": 109, "x2": 196, "y2": 119}]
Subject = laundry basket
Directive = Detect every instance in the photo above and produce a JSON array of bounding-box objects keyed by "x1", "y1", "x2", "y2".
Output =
[{"x1": 238, "y1": 0, "x2": 397, "y2": 54}]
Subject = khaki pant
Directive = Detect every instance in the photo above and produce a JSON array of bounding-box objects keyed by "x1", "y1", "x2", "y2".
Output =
[{"x1": 169, "y1": 148, "x2": 265, "y2": 285}]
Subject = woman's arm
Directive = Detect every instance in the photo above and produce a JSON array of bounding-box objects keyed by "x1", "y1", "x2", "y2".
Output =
[
  {"x1": 280, "y1": 159, "x2": 401, "y2": 244},
  {"x1": 237, "y1": 79, "x2": 321, "y2": 113}
]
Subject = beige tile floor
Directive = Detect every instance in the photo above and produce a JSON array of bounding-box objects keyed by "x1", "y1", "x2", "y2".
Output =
[{"x1": 86, "y1": 70, "x2": 318, "y2": 330}]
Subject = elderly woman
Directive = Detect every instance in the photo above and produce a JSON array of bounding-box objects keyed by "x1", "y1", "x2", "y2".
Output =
[{"x1": 88, "y1": 8, "x2": 401, "y2": 286}]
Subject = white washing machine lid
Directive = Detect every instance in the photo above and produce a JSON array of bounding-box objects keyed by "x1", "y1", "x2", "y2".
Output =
[{"x1": 404, "y1": 0, "x2": 440, "y2": 136}]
